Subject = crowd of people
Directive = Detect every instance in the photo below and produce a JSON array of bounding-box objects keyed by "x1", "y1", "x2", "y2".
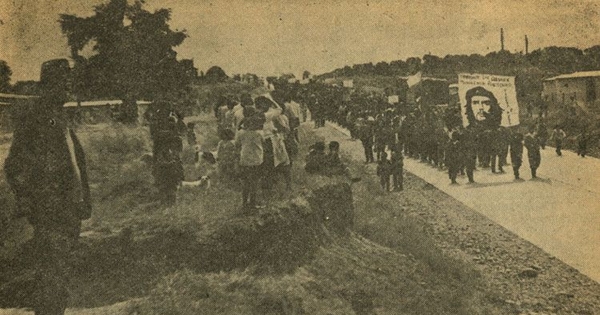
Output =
[
  {"x1": 144, "y1": 78, "x2": 596, "y2": 205},
  {"x1": 274, "y1": 80, "x2": 581, "y2": 187}
]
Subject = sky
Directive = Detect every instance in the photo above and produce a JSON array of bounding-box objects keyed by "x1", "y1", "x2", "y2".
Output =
[{"x1": 1, "y1": 0, "x2": 600, "y2": 82}]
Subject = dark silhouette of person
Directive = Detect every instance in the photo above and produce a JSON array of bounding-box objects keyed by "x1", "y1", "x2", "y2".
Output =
[{"x1": 4, "y1": 59, "x2": 92, "y2": 315}]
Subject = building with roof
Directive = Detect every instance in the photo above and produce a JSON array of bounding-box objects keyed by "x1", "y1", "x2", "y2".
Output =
[
  {"x1": 0, "y1": 94, "x2": 153, "y2": 127},
  {"x1": 542, "y1": 71, "x2": 600, "y2": 110}
]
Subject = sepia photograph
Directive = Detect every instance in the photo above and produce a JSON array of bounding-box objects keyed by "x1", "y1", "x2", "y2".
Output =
[{"x1": 0, "y1": 0, "x2": 599, "y2": 314}]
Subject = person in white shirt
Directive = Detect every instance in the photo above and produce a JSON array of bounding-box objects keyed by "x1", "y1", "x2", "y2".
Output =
[
  {"x1": 283, "y1": 94, "x2": 302, "y2": 142},
  {"x1": 233, "y1": 93, "x2": 254, "y2": 131},
  {"x1": 255, "y1": 95, "x2": 291, "y2": 191}
]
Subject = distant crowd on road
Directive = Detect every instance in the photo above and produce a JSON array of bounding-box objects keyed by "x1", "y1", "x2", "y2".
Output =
[{"x1": 275, "y1": 81, "x2": 596, "y2": 187}]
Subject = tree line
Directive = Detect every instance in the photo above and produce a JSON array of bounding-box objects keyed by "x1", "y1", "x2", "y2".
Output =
[{"x1": 320, "y1": 46, "x2": 600, "y2": 105}]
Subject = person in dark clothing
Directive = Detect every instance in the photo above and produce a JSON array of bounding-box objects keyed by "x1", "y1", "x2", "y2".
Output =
[
  {"x1": 3, "y1": 59, "x2": 92, "y2": 315},
  {"x1": 490, "y1": 127, "x2": 506, "y2": 174},
  {"x1": 376, "y1": 151, "x2": 392, "y2": 192},
  {"x1": 390, "y1": 150, "x2": 404, "y2": 191},
  {"x1": 461, "y1": 126, "x2": 477, "y2": 184},
  {"x1": 577, "y1": 129, "x2": 589, "y2": 158},
  {"x1": 305, "y1": 141, "x2": 327, "y2": 173},
  {"x1": 446, "y1": 131, "x2": 461, "y2": 185},
  {"x1": 536, "y1": 120, "x2": 549, "y2": 150},
  {"x1": 153, "y1": 147, "x2": 184, "y2": 206},
  {"x1": 524, "y1": 126, "x2": 541, "y2": 179},
  {"x1": 550, "y1": 125, "x2": 566, "y2": 156},
  {"x1": 356, "y1": 117, "x2": 375, "y2": 163},
  {"x1": 325, "y1": 141, "x2": 349, "y2": 176},
  {"x1": 510, "y1": 131, "x2": 524, "y2": 181}
]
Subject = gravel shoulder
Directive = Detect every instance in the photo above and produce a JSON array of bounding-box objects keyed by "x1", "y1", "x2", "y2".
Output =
[{"x1": 315, "y1": 124, "x2": 600, "y2": 315}]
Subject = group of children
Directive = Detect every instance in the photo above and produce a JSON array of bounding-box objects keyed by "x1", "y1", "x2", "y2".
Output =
[
  {"x1": 304, "y1": 139, "x2": 404, "y2": 192},
  {"x1": 305, "y1": 140, "x2": 348, "y2": 176},
  {"x1": 376, "y1": 150, "x2": 404, "y2": 192}
]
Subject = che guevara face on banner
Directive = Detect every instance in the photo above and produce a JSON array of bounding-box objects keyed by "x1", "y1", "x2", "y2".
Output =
[
  {"x1": 464, "y1": 86, "x2": 502, "y2": 129},
  {"x1": 458, "y1": 73, "x2": 520, "y2": 129}
]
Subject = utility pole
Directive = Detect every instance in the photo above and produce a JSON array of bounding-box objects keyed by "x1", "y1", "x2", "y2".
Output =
[
  {"x1": 500, "y1": 28, "x2": 505, "y2": 52},
  {"x1": 525, "y1": 35, "x2": 529, "y2": 55}
]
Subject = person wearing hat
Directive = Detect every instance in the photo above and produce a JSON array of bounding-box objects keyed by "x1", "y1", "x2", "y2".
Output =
[{"x1": 4, "y1": 59, "x2": 92, "y2": 315}]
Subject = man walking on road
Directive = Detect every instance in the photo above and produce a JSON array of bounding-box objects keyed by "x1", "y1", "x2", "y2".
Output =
[
  {"x1": 524, "y1": 126, "x2": 541, "y2": 179},
  {"x1": 510, "y1": 131, "x2": 524, "y2": 181}
]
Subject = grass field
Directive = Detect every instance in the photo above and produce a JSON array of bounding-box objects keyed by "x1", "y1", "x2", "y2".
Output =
[{"x1": 0, "y1": 114, "x2": 502, "y2": 314}]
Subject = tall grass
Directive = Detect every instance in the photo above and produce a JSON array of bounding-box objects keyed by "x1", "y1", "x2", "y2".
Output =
[{"x1": 82, "y1": 124, "x2": 155, "y2": 221}]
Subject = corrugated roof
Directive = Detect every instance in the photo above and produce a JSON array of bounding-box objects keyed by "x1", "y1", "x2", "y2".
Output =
[{"x1": 545, "y1": 71, "x2": 600, "y2": 81}]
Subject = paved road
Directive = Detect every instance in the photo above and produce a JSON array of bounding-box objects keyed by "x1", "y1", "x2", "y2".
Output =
[{"x1": 320, "y1": 123, "x2": 600, "y2": 283}]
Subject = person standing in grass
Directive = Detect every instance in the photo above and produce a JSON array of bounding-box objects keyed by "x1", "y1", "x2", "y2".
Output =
[
  {"x1": 153, "y1": 146, "x2": 184, "y2": 206},
  {"x1": 186, "y1": 122, "x2": 197, "y2": 146},
  {"x1": 376, "y1": 151, "x2": 392, "y2": 192},
  {"x1": 3, "y1": 59, "x2": 92, "y2": 315},
  {"x1": 390, "y1": 150, "x2": 404, "y2": 191},
  {"x1": 216, "y1": 128, "x2": 239, "y2": 180},
  {"x1": 235, "y1": 113, "x2": 266, "y2": 210}
]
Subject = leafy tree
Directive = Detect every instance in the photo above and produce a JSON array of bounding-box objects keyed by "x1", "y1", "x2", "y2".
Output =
[
  {"x1": 302, "y1": 70, "x2": 311, "y2": 80},
  {"x1": 59, "y1": 0, "x2": 188, "y2": 104},
  {"x1": 12, "y1": 81, "x2": 40, "y2": 95},
  {"x1": 374, "y1": 61, "x2": 391, "y2": 76},
  {"x1": 0, "y1": 60, "x2": 12, "y2": 93},
  {"x1": 205, "y1": 66, "x2": 229, "y2": 83},
  {"x1": 406, "y1": 57, "x2": 422, "y2": 75}
]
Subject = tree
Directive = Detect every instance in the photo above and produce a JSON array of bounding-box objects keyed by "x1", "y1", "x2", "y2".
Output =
[
  {"x1": 59, "y1": 0, "x2": 188, "y2": 103},
  {"x1": 302, "y1": 70, "x2": 311, "y2": 80},
  {"x1": 0, "y1": 60, "x2": 12, "y2": 93},
  {"x1": 205, "y1": 66, "x2": 229, "y2": 83},
  {"x1": 406, "y1": 57, "x2": 422, "y2": 75}
]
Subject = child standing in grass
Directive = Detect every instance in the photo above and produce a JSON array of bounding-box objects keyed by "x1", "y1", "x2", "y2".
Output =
[
  {"x1": 217, "y1": 128, "x2": 239, "y2": 180},
  {"x1": 390, "y1": 150, "x2": 404, "y2": 191},
  {"x1": 376, "y1": 151, "x2": 392, "y2": 192},
  {"x1": 235, "y1": 114, "x2": 265, "y2": 210}
]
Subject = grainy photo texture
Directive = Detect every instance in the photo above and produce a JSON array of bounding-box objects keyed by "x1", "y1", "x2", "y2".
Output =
[{"x1": 0, "y1": 0, "x2": 599, "y2": 314}]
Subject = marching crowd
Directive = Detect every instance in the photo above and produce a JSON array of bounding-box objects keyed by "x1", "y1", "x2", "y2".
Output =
[{"x1": 146, "y1": 79, "x2": 595, "y2": 207}]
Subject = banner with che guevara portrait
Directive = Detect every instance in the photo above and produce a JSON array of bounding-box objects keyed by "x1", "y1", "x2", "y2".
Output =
[{"x1": 458, "y1": 73, "x2": 520, "y2": 128}]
